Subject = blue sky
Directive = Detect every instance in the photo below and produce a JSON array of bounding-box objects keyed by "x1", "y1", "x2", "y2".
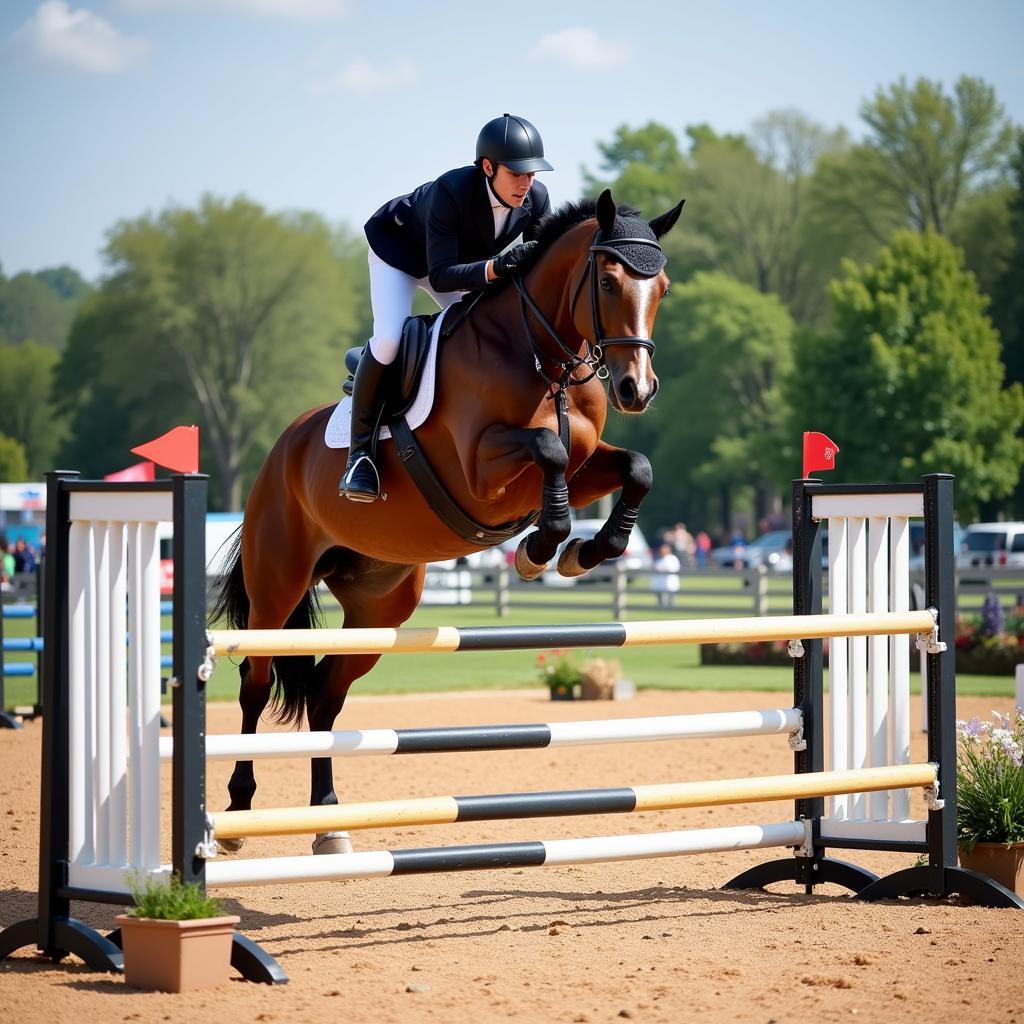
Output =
[{"x1": 2, "y1": 0, "x2": 1023, "y2": 282}]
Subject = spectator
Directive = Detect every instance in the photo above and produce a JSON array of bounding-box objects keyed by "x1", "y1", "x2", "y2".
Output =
[
  {"x1": 651, "y1": 542, "x2": 681, "y2": 608},
  {"x1": 730, "y1": 529, "x2": 747, "y2": 570},
  {"x1": 695, "y1": 530, "x2": 711, "y2": 568},
  {"x1": 13, "y1": 538, "x2": 37, "y2": 573},
  {"x1": 1, "y1": 543, "x2": 14, "y2": 589},
  {"x1": 668, "y1": 522, "x2": 696, "y2": 568}
]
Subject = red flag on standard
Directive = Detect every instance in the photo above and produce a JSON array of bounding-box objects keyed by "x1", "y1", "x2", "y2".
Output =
[
  {"x1": 103, "y1": 461, "x2": 155, "y2": 483},
  {"x1": 803, "y1": 431, "x2": 840, "y2": 478},
  {"x1": 131, "y1": 426, "x2": 200, "y2": 474}
]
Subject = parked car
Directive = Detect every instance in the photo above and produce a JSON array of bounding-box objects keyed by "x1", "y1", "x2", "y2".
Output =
[
  {"x1": 956, "y1": 522, "x2": 1024, "y2": 570},
  {"x1": 907, "y1": 521, "x2": 964, "y2": 572},
  {"x1": 540, "y1": 518, "x2": 654, "y2": 587},
  {"x1": 710, "y1": 530, "x2": 792, "y2": 572}
]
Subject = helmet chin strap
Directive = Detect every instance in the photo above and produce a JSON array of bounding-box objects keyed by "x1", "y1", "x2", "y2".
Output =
[{"x1": 484, "y1": 163, "x2": 515, "y2": 210}]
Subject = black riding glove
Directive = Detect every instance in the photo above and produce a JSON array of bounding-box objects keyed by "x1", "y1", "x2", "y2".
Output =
[{"x1": 491, "y1": 241, "x2": 538, "y2": 279}]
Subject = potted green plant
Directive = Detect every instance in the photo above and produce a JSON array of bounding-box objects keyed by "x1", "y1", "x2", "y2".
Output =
[
  {"x1": 115, "y1": 872, "x2": 240, "y2": 992},
  {"x1": 537, "y1": 649, "x2": 582, "y2": 700},
  {"x1": 956, "y1": 708, "x2": 1024, "y2": 896}
]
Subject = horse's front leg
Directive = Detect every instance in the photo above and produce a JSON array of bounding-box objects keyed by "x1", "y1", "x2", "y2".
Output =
[
  {"x1": 219, "y1": 656, "x2": 273, "y2": 854},
  {"x1": 474, "y1": 424, "x2": 572, "y2": 580},
  {"x1": 559, "y1": 441, "x2": 653, "y2": 578}
]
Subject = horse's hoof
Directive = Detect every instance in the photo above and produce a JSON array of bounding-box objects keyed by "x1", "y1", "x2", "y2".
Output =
[
  {"x1": 557, "y1": 537, "x2": 592, "y2": 578},
  {"x1": 515, "y1": 537, "x2": 548, "y2": 581},
  {"x1": 312, "y1": 831, "x2": 353, "y2": 856},
  {"x1": 217, "y1": 836, "x2": 246, "y2": 855}
]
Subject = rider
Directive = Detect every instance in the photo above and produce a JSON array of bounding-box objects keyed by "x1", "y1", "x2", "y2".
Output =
[{"x1": 338, "y1": 113, "x2": 554, "y2": 502}]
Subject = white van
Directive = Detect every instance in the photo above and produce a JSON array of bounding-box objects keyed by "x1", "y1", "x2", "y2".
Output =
[
  {"x1": 956, "y1": 522, "x2": 1024, "y2": 570},
  {"x1": 156, "y1": 513, "x2": 244, "y2": 593}
]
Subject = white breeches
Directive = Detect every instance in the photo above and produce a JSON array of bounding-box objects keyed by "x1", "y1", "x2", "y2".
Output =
[{"x1": 367, "y1": 248, "x2": 465, "y2": 365}]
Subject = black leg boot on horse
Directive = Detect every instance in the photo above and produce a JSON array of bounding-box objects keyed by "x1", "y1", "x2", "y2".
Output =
[{"x1": 338, "y1": 348, "x2": 390, "y2": 502}]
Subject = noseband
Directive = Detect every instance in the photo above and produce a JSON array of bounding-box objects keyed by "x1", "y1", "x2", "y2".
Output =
[{"x1": 512, "y1": 228, "x2": 662, "y2": 397}]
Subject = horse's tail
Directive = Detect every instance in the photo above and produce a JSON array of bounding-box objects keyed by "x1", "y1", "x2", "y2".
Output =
[
  {"x1": 208, "y1": 527, "x2": 324, "y2": 728},
  {"x1": 209, "y1": 529, "x2": 248, "y2": 630}
]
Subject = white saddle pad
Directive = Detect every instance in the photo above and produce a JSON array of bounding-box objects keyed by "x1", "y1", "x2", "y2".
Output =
[{"x1": 324, "y1": 307, "x2": 451, "y2": 449}]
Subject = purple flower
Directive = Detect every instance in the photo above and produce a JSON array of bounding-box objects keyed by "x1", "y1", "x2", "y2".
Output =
[{"x1": 981, "y1": 591, "x2": 1005, "y2": 636}]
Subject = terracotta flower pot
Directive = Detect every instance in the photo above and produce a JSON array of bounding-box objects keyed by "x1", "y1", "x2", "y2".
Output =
[
  {"x1": 958, "y1": 842, "x2": 1024, "y2": 897},
  {"x1": 115, "y1": 914, "x2": 240, "y2": 992}
]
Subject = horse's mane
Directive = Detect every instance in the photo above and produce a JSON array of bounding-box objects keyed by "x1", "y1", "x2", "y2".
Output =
[
  {"x1": 529, "y1": 197, "x2": 642, "y2": 260},
  {"x1": 466, "y1": 196, "x2": 642, "y2": 307}
]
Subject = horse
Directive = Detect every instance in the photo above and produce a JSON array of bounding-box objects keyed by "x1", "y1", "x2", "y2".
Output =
[{"x1": 212, "y1": 188, "x2": 685, "y2": 854}]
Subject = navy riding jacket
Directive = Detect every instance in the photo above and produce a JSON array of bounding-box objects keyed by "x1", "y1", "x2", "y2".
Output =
[{"x1": 364, "y1": 165, "x2": 551, "y2": 293}]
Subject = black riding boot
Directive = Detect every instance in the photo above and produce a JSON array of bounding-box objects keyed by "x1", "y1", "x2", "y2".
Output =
[{"x1": 338, "y1": 349, "x2": 389, "y2": 502}]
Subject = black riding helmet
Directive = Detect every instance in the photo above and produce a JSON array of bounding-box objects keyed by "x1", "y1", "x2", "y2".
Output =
[{"x1": 475, "y1": 114, "x2": 553, "y2": 174}]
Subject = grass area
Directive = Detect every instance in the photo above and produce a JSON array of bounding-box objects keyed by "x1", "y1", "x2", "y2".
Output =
[{"x1": 3, "y1": 595, "x2": 1018, "y2": 712}]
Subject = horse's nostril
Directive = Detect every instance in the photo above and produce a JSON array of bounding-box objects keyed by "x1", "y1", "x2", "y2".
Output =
[{"x1": 619, "y1": 377, "x2": 637, "y2": 407}]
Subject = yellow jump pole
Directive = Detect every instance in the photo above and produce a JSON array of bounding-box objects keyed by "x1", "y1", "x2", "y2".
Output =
[
  {"x1": 207, "y1": 762, "x2": 938, "y2": 841},
  {"x1": 208, "y1": 610, "x2": 937, "y2": 658}
]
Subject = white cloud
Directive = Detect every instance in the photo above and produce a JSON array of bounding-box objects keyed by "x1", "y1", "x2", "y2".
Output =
[
  {"x1": 314, "y1": 57, "x2": 418, "y2": 95},
  {"x1": 529, "y1": 27, "x2": 630, "y2": 70},
  {"x1": 116, "y1": 0, "x2": 348, "y2": 18},
  {"x1": 7, "y1": 1, "x2": 149, "y2": 74}
]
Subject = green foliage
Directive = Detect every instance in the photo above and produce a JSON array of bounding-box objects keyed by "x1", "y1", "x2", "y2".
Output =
[
  {"x1": 0, "y1": 265, "x2": 90, "y2": 349},
  {"x1": 58, "y1": 196, "x2": 363, "y2": 509},
  {"x1": 583, "y1": 122, "x2": 689, "y2": 215},
  {"x1": 949, "y1": 183, "x2": 1015, "y2": 300},
  {"x1": 0, "y1": 339, "x2": 64, "y2": 476},
  {"x1": 33, "y1": 265, "x2": 92, "y2": 302},
  {"x1": 128, "y1": 872, "x2": 225, "y2": 920},
  {"x1": 536, "y1": 649, "x2": 583, "y2": 696},
  {"x1": 810, "y1": 75, "x2": 1014, "y2": 251},
  {"x1": 584, "y1": 116, "x2": 852, "y2": 329},
  {"x1": 991, "y1": 133, "x2": 1024, "y2": 389},
  {"x1": 956, "y1": 710, "x2": 1024, "y2": 851},
  {"x1": 788, "y1": 230, "x2": 1024, "y2": 520},
  {"x1": 0, "y1": 433, "x2": 28, "y2": 482}
]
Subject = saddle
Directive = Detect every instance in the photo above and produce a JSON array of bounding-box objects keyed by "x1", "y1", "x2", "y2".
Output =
[
  {"x1": 341, "y1": 296, "x2": 541, "y2": 547},
  {"x1": 342, "y1": 311, "x2": 438, "y2": 418}
]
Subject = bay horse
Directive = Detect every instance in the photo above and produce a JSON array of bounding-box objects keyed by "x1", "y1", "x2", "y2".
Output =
[{"x1": 212, "y1": 189, "x2": 684, "y2": 854}]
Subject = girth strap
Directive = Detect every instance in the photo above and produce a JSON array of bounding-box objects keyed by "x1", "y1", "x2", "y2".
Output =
[{"x1": 389, "y1": 416, "x2": 540, "y2": 547}]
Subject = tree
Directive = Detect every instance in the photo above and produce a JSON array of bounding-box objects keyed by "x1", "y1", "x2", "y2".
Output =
[
  {"x1": 0, "y1": 340, "x2": 64, "y2": 476},
  {"x1": 687, "y1": 117, "x2": 847, "y2": 326},
  {"x1": 607, "y1": 272, "x2": 795, "y2": 533},
  {"x1": 786, "y1": 230, "x2": 1024, "y2": 519},
  {"x1": 809, "y1": 75, "x2": 1014, "y2": 249},
  {"x1": 990, "y1": 133, "x2": 1024, "y2": 390},
  {"x1": 0, "y1": 266, "x2": 87, "y2": 350},
  {"x1": 0, "y1": 433, "x2": 28, "y2": 482},
  {"x1": 949, "y1": 183, "x2": 1015, "y2": 301},
  {"x1": 987, "y1": 133, "x2": 1024, "y2": 516},
  {"x1": 63, "y1": 196, "x2": 361, "y2": 509},
  {"x1": 583, "y1": 118, "x2": 851, "y2": 328},
  {"x1": 582, "y1": 122, "x2": 689, "y2": 215}
]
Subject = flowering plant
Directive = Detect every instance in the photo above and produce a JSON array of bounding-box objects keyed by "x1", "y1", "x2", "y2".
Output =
[
  {"x1": 954, "y1": 595, "x2": 1024, "y2": 654},
  {"x1": 956, "y1": 708, "x2": 1024, "y2": 852},
  {"x1": 536, "y1": 649, "x2": 583, "y2": 696}
]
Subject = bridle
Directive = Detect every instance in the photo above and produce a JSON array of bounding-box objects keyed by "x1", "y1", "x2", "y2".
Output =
[{"x1": 511, "y1": 227, "x2": 663, "y2": 398}]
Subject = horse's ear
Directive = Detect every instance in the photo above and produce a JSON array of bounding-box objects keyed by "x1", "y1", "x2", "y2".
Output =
[
  {"x1": 649, "y1": 199, "x2": 685, "y2": 239},
  {"x1": 596, "y1": 189, "x2": 616, "y2": 233}
]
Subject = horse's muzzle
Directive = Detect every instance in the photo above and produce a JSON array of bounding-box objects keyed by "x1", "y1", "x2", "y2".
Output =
[{"x1": 613, "y1": 373, "x2": 659, "y2": 413}]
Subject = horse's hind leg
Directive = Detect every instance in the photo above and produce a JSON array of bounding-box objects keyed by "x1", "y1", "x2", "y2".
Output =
[
  {"x1": 559, "y1": 440, "x2": 653, "y2": 577},
  {"x1": 306, "y1": 560, "x2": 425, "y2": 855}
]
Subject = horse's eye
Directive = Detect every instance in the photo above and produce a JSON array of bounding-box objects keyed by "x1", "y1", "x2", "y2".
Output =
[{"x1": 599, "y1": 277, "x2": 615, "y2": 292}]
